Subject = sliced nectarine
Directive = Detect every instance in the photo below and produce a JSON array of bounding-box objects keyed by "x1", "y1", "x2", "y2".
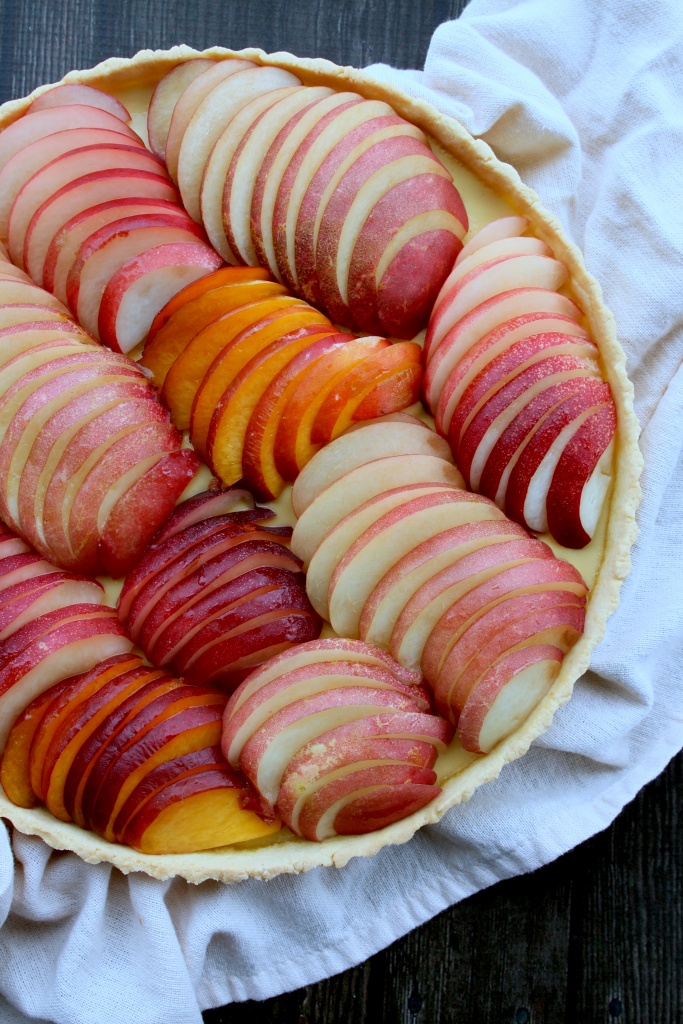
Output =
[
  {"x1": 160, "y1": 296, "x2": 308, "y2": 428},
  {"x1": 0, "y1": 676, "x2": 74, "y2": 807},
  {"x1": 274, "y1": 336, "x2": 390, "y2": 480},
  {"x1": 122, "y1": 768, "x2": 281, "y2": 854},
  {"x1": 145, "y1": 265, "x2": 273, "y2": 344},
  {"x1": 190, "y1": 304, "x2": 330, "y2": 458},
  {"x1": 207, "y1": 328, "x2": 335, "y2": 486},
  {"x1": 310, "y1": 341, "x2": 422, "y2": 443}
]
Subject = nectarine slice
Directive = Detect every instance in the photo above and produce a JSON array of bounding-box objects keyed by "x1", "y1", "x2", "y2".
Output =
[
  {"x1": 145, "y1": 265, "x2": 273, "y2": 343},
  {"x1": 241, "y1": 331, "x2": 353, "y2": 499},
  {"x1": 290, "y1": 416, "x2": 448, "y2": 517},
  {"x1": 456, "y1": 644, "x2": 564, "y2": 754},
  {"x1": 207, "y1": 327, "x2": 334, "y2": 487},
  {"x1": 164, "y1": 59, "x2": 256, "y2": 182},
  {"x1": 309, "y1": 341, "x2": 422, "y2": 444},
  {"x1": 190, "y1": 304, "x2": 329, "y2": 457},
  {"x1": 160, "y1": 295, "x2": 305, "y2": 427},
  {"x1": 274, "y1": 336, "x2": 390, "y2": 480},
  {"x1": 122, "y1": 769, "x2": 280, "y2": 854},
  {"x1": 178, "y1": 64, "x2": 300, "y2": 222},
  {"x1": 0, "y1": 676, "x2": 75, "y2": 806},
  {"x1": 147, "y1": 58, "x2": 217, "y2": 160}
]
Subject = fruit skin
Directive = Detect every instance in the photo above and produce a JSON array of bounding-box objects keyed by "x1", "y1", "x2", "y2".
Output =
[
  {"x1": 27, "y1": 85, "x2": 131, "y2": 123},
  {"x1": 117, "y1": 496, "x2": 322, "y2": 690},
  {"x1": 147, "y1": 58, "x2": 217, "y2": 160},
  {"x1": 222, "y1": 638, "x2": 451, "y2": 841},
  {"x1": 0, "y1": 676, "x2": 76, "y2": 807},
  {"x1": 120, "y1": 767, "x2": 280, "y2": 855},
  {"x1": 96, "y1": 238, "x2": 222, "y2": 353},
  {"x1": 97, "y1": 448, "x2": 199, "y2": 578},
  {"x1": 0, "y1": 604, "x2": 132, "y2": 752}
]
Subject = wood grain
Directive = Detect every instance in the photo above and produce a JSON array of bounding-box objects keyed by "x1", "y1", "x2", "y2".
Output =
[
  {"x1": 0, "y1": 0, "x2": 470, "y2": 103},
  {"x1": 203, "y1": 752, "x2": 683, "y2": 1024}
]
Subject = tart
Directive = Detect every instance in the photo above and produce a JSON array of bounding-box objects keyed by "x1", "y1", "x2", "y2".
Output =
[{"x1": 0, "y1": 46, "x2": 641, "y2": 882}]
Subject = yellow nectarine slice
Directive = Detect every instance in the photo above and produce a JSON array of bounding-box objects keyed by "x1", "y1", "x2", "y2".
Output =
[
  {"x1": 141, "y1": 279, "x2": 287, "y2": 387},
  {"x1": 190, "y1": 304, "x2": 330, "y2": 458},
  {"x1": 241, "y1": 332, "x2": 353, "y2": 500},
  {"x1": 0, "y1": 678, "x2": 74, "y2": 807},
  {"x1": 161, "y1": 296, "x2": 309, "y2": 429},
  {"x1": 207, "y1": 329, "x2": 335, "y2": 487},
  {"x1": 145, "y1": 265, "x2": 273, "y2": 344},
  {"x1": 274, "y1": 336, "x2": 390, "y2": 480},
  {"x1": 310, "y1": 341, "x2": 422, "y2": 443},
  {"x1": 122, "y1": 772, "x2": 281, "y2": 854},
  {"x1": 31, "y1": 653, "x2": 141, "y2": 803}
]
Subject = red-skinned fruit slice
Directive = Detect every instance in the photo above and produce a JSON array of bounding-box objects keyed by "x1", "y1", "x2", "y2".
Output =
[
  {"x1": 147, "y1": 58, "x2": 217, "y2": 160},
  {"x1": 27, "y1": 85, "x2": 130, "y2": 122},
  {"x1": 28, "y1": 173, "x2": 180, "y2": 297},
  {"x1": 120, "y1": 766, "x2": 280, "y2": 854},
  {"x1": 0, "y1": 605, "x2": 132, "y2": 751},
  {"x1": 0, "y1": 675, "x2": 76, "y2": 807}
]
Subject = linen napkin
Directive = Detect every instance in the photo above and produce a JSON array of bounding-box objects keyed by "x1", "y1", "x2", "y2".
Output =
[{"x1": 2, "y1": 1, "x2": 682, "y2": 1020}]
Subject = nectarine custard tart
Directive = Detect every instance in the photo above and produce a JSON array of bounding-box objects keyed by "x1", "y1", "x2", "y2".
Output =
[{"x1": 0, "y1": 46, "x2": 640, "y2": 882}]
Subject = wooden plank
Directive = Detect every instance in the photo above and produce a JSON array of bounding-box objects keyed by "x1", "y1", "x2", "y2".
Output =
[
  {"x1": 202, "y1": 752, "x2": 683, "y2": 1022},
  {"x1": 0, "y1": 0, "x2": 471, "y2": 104}
]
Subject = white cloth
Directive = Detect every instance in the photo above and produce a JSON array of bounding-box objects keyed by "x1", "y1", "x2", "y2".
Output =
[{"x1": 2, "y1": 1, "x2": 683, "y2": 1020}]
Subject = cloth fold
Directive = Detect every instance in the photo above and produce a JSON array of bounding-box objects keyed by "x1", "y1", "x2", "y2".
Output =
[{"x1": 2, "y1": 1, "x2": 682, "y2": 1020}]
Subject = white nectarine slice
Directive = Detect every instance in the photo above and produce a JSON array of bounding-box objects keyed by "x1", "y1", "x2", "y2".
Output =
[
  {"x1": 290, "y1": 417, "x2": 448, "y2": 517},
  {"x1": 0, "y1": 127, "x2": 138, "y2": 242},
  {"x1": 147, "y1": 58, "x2": 217, "y2": 159},
  {"x1": 27, "y1": 173, "x2": 180, "y2": 298},
  {"x1": 390, "y1": 537, "x2": 555, "y2": 671},
  {"x1": 0, "y1": 105, "x2": 140, "y2": 183},
  {"x1": 306, "y1": 486, "x2": 486, "y2": 620},
  {"x1": 327, "y1": 489, "x2": 511, "y2": 641},
  {"x1": 222, "y1": 86, "x2": 335, "y2": 266},
  {"x1": 98, "y1": 240, "x2": 223, "y2": 354},
  {"x1": 545, "y1": 405, "x2": 616, "y2": 547},
  {"x1": 0, "y1": 607, "x2": 132, "y2": 751},
  {"x1": 8, "y1": 143, "x2": 167, "y2": 268},
  {"x1": 249, "y1": 91, "x2": 359, "y2": 277},
  {"x1": 275, "y1": 101, "x2": 414, "y2": 288},
  {"x1": 164, "y1": 59, "x2": 256, "y2": 182},
  {"x1": 27, "y1": 85, "x2": 130, "y2": 122},
  {"x1": 426, "y1": 254, "x2": 570, "y2": 359},
  {"x1": 178, "y1": 64, "x2": 300, "y2": 222},
  {"x1": 38, "y1": 197, "x2": 185, "y2": 296},
  {"x1": 359, "y1": 520, "x2": 527, "y2": 651},
  {"x1": 454, "y1": 216, "x2": 530, "y2": 267},
  {"x1": 224, "y1": 637, "x2": 422, "y2": 729},
  {"x1": 292, "y1": 454, "x2": 464, "y2": 567},
  {"x1": 293, "y1": 116, "x2": 425, "y2": 302},
  {"x1": 457, "y1": 644, "x2": 564, "y2": 753},
  {"x1": 436, "y1": 316, "x2": 590, "y2": 441},
  {"x1": 200, "y1": 85, "x2": 300, "y2": 261}
]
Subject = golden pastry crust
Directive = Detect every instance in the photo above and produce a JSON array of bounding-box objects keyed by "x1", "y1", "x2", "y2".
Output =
[{"x1": 0, "y1": 46, "x2": 642, "y2": 884}]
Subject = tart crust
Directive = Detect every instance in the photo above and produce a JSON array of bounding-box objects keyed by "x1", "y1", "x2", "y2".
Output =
[{"x1": 0, "y1": 46, "x2": 642, "y2": 884}]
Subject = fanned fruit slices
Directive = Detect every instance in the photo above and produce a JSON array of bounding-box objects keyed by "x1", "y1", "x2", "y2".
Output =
[
  {"x1": 117, "y1": 488, "x2": 322, "y2": 689},
  {"x1": 0, "y1": 83, "x2": 221, "y2": 354},
  {"x1": 423, "y1": 216, "x2": 617, "y2": 549},
  {"x1": 140, "y1": 267, "x2": 423, "y2": 497},
  {"x1": 149, "y1": 56, "x2": 468, "y2": 338},
  {"x1": 0, "y1": 650, "x2": 279, "y2": 853},
  {"x1": 0, "y1": 51, "x2": 638, "y2": 877},
  {"x1": 0, "y1": 249, "x2": 196, "y2": 576}
]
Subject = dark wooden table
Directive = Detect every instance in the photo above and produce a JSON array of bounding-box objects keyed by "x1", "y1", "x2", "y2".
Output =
[{"x1": 0, "y1": 2, "x2": 680, "y2": 1022}]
